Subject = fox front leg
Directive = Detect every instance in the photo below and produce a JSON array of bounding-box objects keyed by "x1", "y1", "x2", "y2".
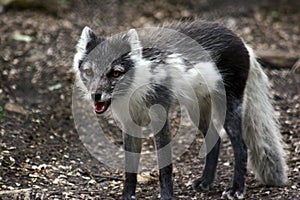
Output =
[
  {"x1": 155, "y1": 121, "x2": 174, "y2": 200},
  {"x1": 122, "y1": 134, "x2": 142, "y2": 200}
]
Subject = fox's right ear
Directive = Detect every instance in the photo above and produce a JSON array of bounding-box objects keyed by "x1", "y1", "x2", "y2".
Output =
[
  {"x1": 77, "y1": 26, "x2": 97, "y2": 54},
  {"x1": 73, "y1": 26, "x2": 99, "y2": 71}
]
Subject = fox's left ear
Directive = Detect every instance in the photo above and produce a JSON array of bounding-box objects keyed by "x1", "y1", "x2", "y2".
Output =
[
  {"x1": 77, "y1": 26, "x2": 98, "y2": 54},
  {"x1": 124, "y1": 29, "x2": 142, "y2": 61}
]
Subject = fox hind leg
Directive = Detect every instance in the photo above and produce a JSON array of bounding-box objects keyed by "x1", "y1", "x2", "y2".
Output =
[
  {"x1": 192, "y1": 99, "x2": 221, "y2": 191},
  {"x1": 221, "y1": 96, "x2": 247, "y2": 199}
]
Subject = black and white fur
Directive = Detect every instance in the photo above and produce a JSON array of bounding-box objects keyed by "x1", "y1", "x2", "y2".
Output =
[{"x1": 73, "y1": 21, "x2": 287, "y2": 199}]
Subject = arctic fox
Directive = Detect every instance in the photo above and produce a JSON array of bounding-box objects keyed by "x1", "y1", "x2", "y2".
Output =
[{"x1": 73, "y1": 21, "x2": 287, "y2": 199}]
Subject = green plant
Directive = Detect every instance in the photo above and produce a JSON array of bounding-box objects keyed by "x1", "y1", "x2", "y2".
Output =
[{"x1": 0, "y1": 105, "x2": 4, "y2": 119}]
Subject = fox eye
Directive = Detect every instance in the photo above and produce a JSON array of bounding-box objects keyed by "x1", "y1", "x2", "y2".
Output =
[
  {"x1": 83, "y1": 68, "x2": 93, "y2": 76},
  {"x1": 111, "y1": 70, "x2": 121, "y2": 78}
]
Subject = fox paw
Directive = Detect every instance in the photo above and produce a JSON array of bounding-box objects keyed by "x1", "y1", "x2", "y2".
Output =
[
  {"x1": 192, "y1": 177, "x2": 212, "y2": 191},
  {"x1": 221, "y1": 189, "x2": 244, "y2": 199}
]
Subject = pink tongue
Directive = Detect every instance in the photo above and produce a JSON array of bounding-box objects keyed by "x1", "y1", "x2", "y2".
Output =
[{"x1": 95, "y1": 101, "x2": 108, "y2": 114}]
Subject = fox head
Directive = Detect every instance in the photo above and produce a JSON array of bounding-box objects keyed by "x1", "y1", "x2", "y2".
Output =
[{"x1": 73, "y1": 27, "x2": 148, "y2": 114}]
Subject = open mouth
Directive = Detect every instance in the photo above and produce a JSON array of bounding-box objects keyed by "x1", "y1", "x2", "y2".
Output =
[{"x1": 94, "y1": 99, "x2": 111, "y2": 114}]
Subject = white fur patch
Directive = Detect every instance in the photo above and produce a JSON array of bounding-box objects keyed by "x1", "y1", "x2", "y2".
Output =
[
  {"x1": 165, "y1": 54, "x2": 221, "y2": 100},
  {"x1": 130, "y1": 58, "x2": 153, "y2": 104}
]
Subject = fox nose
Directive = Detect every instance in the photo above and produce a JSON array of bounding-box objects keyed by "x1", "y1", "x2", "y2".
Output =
[{"x1": 91, "y1": 93, "x2": 102, "y2": 101}]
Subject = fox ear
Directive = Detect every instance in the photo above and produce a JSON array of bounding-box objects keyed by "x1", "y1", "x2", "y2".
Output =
[
  {"x1": 77, "y1": 26, "x2": 97, "y2": 54},
  {"x1": 73, "y1": 26, "x2": 98, "y2": 71},
  {"x1": 125, "y1": 29, "x2": 142, "y2": 60}
]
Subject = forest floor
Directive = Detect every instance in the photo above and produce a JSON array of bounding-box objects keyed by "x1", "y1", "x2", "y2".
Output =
[{"x1": 0, "y1": 1, "x2": 299, "y2": 199}]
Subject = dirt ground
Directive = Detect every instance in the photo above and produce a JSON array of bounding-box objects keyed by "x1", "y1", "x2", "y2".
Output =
[{"x1": 0, "y1": 1, "x2": 299, "y2": 199}]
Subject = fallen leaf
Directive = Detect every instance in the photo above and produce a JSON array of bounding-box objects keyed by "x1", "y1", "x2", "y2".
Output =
[
  {"x1": 137, "y1": 171, "x2": 157, "y2": 184},
  {"x1": 4, "y1": 102, "x2": 28, "y2": 115},
  {"x1": 12, "y1": 31, "x2": 33, "y2": 43},
  {"x1": 48, "y1": 83, "x2": 62, "y2": 91}
]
